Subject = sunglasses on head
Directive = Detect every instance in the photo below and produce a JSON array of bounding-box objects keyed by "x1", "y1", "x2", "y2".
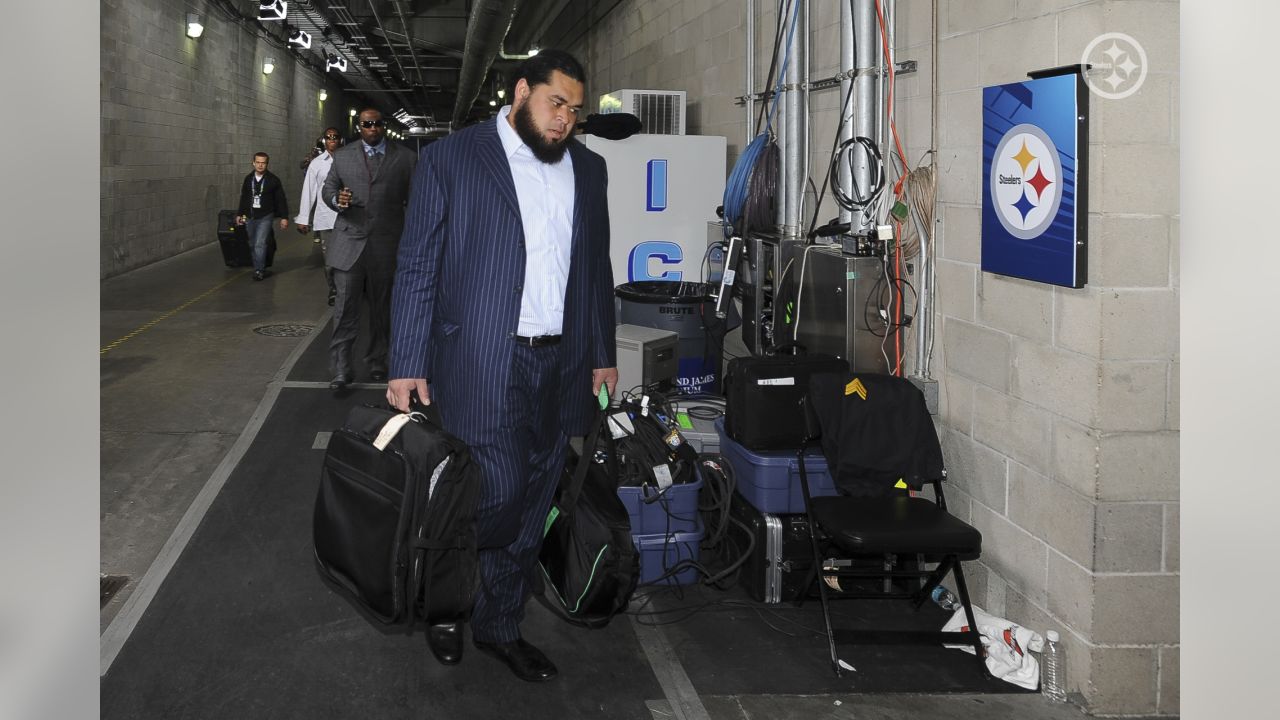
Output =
[{"x1": 359, "y1": 120, "x2": 385, "y2": 128}]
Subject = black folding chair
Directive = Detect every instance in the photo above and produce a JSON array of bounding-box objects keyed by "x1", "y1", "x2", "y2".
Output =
[{"x1": 795, "y1": 372, "x2": 988, "y2": 678}]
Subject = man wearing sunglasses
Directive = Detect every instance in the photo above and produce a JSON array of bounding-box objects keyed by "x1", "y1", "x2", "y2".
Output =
[
  {"x1": 321, "y1": 108, "x2": 417, "y2": 389},
  {"x1": 296, "y1": 129, "x2": 342, "y2": 305},
  {"x1": 386, "y1": 49, "x2": 617, "y2": 681}
]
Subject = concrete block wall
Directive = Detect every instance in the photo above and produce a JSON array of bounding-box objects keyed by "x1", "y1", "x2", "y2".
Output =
[
  {"x1": 923, "y1": 1, "x2": 1180, "y2": 715},
  {"x1": 102, "y1": 0, "x2": 355, "y2": 278},
  {"x1": 579, "y1": 1, "x2": 1179, "y2": 715}
]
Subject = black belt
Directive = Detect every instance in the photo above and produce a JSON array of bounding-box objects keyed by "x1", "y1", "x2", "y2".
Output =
[{"x1": 513, "y1": 334, "x2": 561, "y2": 347}]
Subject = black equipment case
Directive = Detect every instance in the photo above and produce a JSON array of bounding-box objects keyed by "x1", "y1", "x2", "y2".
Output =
[
  {"x1": 216, "y1": 209, "x2": 276, "y2": 268},
  {"x1": 723, "y1": 353, "x2": 849, "y2": 450},
  {"x1": 729, "y1": 492, "x2": 815, "y2": 603},
  {"x1": 313, "y1": 405, "x2": 479, "y2": 628}
]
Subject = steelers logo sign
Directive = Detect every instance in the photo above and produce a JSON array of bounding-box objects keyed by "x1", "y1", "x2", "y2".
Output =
[{"x1": 989, "y1": 124, "x2": 1062, "y2": 240}]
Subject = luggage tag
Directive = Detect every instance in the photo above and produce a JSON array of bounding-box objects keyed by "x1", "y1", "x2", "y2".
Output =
[
  {"x1": 652, "y1": 463, "x2": 673, "y2": 490},
  {"x1": 607, "y1": 410, "x2": 634, "y2": 440},
  {"x1": 372, "y1": 411, "x2": 428, "y2": 450}
]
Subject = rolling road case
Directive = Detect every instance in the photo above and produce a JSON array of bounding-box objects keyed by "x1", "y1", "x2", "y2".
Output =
[
  {"x1": 728, "y1": 491, "x2": 815, "y2": 603},
  {"x1": 216, "y1": 209, "x2": 276, "y2": 268}
]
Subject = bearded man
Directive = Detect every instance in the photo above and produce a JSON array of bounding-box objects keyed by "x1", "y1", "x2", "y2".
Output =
[{"x1": 386, "y1": 49, "x2": 617, "y2": 682}]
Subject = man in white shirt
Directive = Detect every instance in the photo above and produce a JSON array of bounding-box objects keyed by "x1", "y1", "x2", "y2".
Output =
[
  {"x1": 295, "y1": 128, "x2": 341, "y2": 305},
  {"x1": 387, "y1": 50, "x2": 617, "y2": 681}
]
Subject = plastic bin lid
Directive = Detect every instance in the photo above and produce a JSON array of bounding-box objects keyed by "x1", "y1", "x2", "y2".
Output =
[{"x1": 615, "y1": 280, "x2": 714, "y2": 304}]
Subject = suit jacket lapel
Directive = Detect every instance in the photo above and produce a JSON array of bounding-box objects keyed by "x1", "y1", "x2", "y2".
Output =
[
  {"x1": 475, "y1": 120, "x2": 521, "y2": 217},
  {"x1": 568, "y1": 140, "x2": 588, "y2": 259}
]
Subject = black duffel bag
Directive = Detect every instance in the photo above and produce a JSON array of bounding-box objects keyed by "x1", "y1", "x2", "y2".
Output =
[
  {"x1": 313, "y1": 404, "x2": 480, "y2": 628},
  {"x1": 538, "y1": 410, "x2": 639, "y2": 628}
]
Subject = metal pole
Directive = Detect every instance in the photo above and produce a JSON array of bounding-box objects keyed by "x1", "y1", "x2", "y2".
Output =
[
  {"x1": 838, "y1": 0, "x2": 855, "y2": 226},
  {"x1": 746, "y1": 0, "x2": 755, "y2": 140},
  {"x1": 851, "y1": 0, "x2": 877, "y2": 236},
  {"x1": 780, "y1": 0, "x2": 806, "y2": 240}
]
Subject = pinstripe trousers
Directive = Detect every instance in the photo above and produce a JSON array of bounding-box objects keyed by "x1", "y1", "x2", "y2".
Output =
[{"x1": 458, "y1": 341, "x2": 568, "y2": 644}]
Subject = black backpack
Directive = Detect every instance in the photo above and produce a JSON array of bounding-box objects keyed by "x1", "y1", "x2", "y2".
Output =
[
  {"x1": 538, "y1": 411, "x2": 640, "y2": 628},
  {"x1": 313, "y1": 405, "x2": 479, "y2": 627}
]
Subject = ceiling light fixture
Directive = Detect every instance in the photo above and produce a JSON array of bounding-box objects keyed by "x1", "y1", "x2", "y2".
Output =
[
  {"x1": 326, "y1": 54, "x2": 348, "y2": 73},
  {"x1": 263, "y1": 57, "x2": 276, "y2": 75},
  {"x1": 186, "y1": 13, "x2": 204, "y2": 38},
  {"x1": 319, "y1": 89, "x2": 327, "y2": 101},
  {"x1": 489, "y1": 99, "x2": 497, "y2": 107},
  {"x1": 497, "y1": 88, "x2": 505, "y2": 99},
  {"x1": 288, "y1": 29, "x2": 311, "y2": 49},
  {"x1": 258, "y1": 1, "x2": 287, "y2": 22},
  {"x1": 349, "y1": 108, "x2": 357, "y2": 117},
  {"x1": 528, "y1": 47, "x2": 540, "y2": 56}
]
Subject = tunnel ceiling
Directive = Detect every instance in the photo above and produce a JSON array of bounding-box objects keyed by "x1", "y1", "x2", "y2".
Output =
[{"x1": 273, "y1": 0, "x2": 624, "y2": 131}]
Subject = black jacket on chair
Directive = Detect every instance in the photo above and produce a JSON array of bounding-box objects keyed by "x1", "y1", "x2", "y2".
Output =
[{"x1": 807, "y1": 372, "x2": 944, "y2": 497}]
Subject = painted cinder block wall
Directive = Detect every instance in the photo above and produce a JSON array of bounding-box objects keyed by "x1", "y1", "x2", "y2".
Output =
[
  {"x1": 101, "y1": 0, "x2": 354, "y2": 279},
  {"x1": 577, "y1": 1, "x2": 1179, "y2": 715}
]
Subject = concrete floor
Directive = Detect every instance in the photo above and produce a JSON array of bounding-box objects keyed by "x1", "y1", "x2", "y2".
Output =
[{"x1": 100, "y1": 235, "x2": 1103, "y2": 718}]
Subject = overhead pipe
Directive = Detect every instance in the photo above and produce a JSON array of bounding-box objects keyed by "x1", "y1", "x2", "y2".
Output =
[{"x1": 450, "y1": 0, "x2": 519, "y2": 128}]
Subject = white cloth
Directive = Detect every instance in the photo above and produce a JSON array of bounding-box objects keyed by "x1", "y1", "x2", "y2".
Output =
[
  {"x1": 941, "y1": 605, "x2": 1046, "y2": 690},
  {"x1": 295, "y1": 151, "x2": 337, "y2": 231},
  {"x1": 495, "y1": 104, "x2": 575, "y2": 337}
]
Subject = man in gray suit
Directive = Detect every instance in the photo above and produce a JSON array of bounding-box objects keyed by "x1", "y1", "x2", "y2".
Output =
[{"x1": 322, "y1": 108, "x2": 417, "y2": 389}]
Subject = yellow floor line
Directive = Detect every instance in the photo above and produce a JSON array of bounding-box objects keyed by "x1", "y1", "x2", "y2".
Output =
[{"x1": 100, "y1": 269, "x2": 251, "y2": 355}]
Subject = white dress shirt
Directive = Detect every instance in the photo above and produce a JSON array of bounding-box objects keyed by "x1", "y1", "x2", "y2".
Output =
[
  {"x1": 495, "y1": 105, "x2": 576, "y2": 337},
  {"x1": 294, "y1": 151, "x2": 337, "y2": 231}
]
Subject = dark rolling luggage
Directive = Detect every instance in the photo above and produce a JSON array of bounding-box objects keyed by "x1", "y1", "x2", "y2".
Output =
[
  {"x1": 216, "y1": 209, "x2": 277, "y2": 268},
  {"x1": 313, "y1": 405, "x2": 480, "y2": 628}
]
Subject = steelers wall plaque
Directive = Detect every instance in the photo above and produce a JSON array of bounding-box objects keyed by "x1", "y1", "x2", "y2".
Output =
[{"x1": 981, "y1": 72, "x2": 1088, "y2": 288}]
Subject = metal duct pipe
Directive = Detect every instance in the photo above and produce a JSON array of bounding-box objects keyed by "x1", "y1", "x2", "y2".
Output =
[
  {"x1": 779, "y1": 0, "x2": 806, "y2": 239},
  {"x1": 450, "y1": 0, "x2": 519, "y2": 128},
  {"x1": 745, "y1": 0, "x2": 755, "y2": 138},
  {"x1": 851, "y1": 0, "x2": 878, "y2": 236},
  {"x1": 838, "y1": 0, "x2": 855, "y2": 226}
]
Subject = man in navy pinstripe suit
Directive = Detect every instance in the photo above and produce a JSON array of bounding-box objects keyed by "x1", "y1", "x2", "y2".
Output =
[{"x1": 386, "y1": 50, "x2": 618, "y2": 682}]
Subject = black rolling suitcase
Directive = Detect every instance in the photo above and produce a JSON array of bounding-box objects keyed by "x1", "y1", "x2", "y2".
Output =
[
  {"x1": 216, "y1": 209, "x2": 277, "y2": 268},
  {"x1": 216, "y1": 209, "x2": 252, "y2": 267},
  {"x1": 313, "y1": 405, "x2": 480, "y2": 628}
]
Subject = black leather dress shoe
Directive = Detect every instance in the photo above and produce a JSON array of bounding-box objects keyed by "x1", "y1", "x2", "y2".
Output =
[
  {"x1": 329, "y1": 373, "x2": 352, "y2": 391},
  {"x1": 473, "y1": 638, "x2": 557, "y2": 682},
  {"x1": 426, "y1": 622, "x2": 463, "y2": 666}
]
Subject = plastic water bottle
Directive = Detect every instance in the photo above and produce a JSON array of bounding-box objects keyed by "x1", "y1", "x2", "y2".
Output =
[
  {"x1": 1042, "y1": 630, "x2": 1067, "y2": 703},
  {"x1": 930, "y1": 585, "x2": 960, "y2": 611}
]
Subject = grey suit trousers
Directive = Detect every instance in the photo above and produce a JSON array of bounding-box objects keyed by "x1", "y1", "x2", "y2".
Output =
[{"x1": 329, "y1": 248, "x2": 393, "y2": 376}]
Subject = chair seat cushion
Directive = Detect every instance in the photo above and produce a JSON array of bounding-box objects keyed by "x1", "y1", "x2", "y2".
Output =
[{"x1": 811, "y1": 496, "x2": 982, "y2": 556}]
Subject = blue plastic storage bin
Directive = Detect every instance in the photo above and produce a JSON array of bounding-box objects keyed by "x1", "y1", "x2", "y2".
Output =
[
  {"x1": 633, "y1": 519, "x2": 704, "y2": 586},
  {"x1": 715, "y1": 417, "x2": 837, "y2": 514},
  {"x1": 617, "y1": 470, "x2": 702, "y2": 535}
]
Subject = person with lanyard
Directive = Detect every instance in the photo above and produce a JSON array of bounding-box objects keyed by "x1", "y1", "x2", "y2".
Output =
[
  {"x1": 295, "y1": 128, "x2": 342, "y2": 305},
  {"x1": 235, "y1": 152, "x2": 289, "y2": 281},
  {"x1": 321, "y1": 108, "x2": 417, "y2": 390}
]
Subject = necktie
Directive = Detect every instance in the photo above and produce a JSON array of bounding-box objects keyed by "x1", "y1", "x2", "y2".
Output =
[{"x1": 367, "y1": 149, "x2": 382, "y2": 175}]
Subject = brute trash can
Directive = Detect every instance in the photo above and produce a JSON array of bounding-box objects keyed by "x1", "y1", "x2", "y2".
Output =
[{"x1": 615, "y1": 281, "x2": 725, "y2": 395}]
